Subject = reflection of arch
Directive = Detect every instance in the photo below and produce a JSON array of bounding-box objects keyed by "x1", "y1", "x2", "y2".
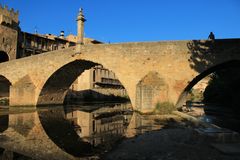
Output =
[
  {"x1": 37, "y1": 107, "x2": 93, "y2": 157},
  {"x1": 0, "y1": 51, "x2": 9, "y2": 63},
  {"x1": 176, "y1": 60, "x2": 240, "y2": 109},
  {"x1": 1, "y1": 110, "x2": 78, "y2": 159}
]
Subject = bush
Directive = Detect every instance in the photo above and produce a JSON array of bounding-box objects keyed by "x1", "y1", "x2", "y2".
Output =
[
  {"x1": 154, "y1": 102, "x2": 176, "y2": 114},
  {"x1": 0, "y1": 98, "x2": 9, "y2": 105}
]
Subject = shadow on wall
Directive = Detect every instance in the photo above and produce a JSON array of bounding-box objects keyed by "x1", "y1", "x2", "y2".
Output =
[
  {"x1": 176, "y1": 39, "x2": 240, "y2": 109},
  {"x1": 188, "y1": 40, "x2": 217, "y2": 73},
  {"x1": 188, "y1": 39, "x2": 240, "y2": 73}
]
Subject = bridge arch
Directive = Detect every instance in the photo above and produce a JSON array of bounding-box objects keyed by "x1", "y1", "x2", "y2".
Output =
[
  {"x1": 37, "y1": 60, "x2": 96, "y2": 105},
  {"x1": 36, "y1": 59, "x2": 131, "y2": 106},
  {"x1": 0, "y1": 75, "x2": 11, "y2": 132},
  {"x1": 176, "y1": 60, "x2": 240, "y2": 109},
  {"x1": 0, "y1": 75, "x2": 11, "y2": 106},
  {"x1": 0, "y1": 51, "x2": 9, "y2": 63}
]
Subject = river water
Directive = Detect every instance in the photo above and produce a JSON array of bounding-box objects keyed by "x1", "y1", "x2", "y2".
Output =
[
  {"x1": 0, "y1": 102, "x2": 164, "y2": 160},
  {"x1": 1, "y1": 102, "x2": 240, "y2": 160}
]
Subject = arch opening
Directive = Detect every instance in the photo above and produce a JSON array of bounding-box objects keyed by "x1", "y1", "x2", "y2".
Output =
[
  {"x1": 177, "y1": 60, "x2": 240, "y2": 131},
  {"x1": 37, "y1": 60, "x2": 130, "y2": 106},
  {"x1": 37, "y1": 59, "x2": 133, "y2": 157},
  {"x1": 0, "y1": 51, "x2": 9, "y2": 63},
  {"x1": 0, "y1": 75, "x2": 11, "y2": 106},
  {"x1": 177, "y1": 60, "x2": 240, "y2": 108},
  {"x1": 0, "y1": 75, "x2": 11, "y2": 132},
  {"x1": 37, "y1": 60, "x2": 96, "y2": 106}
]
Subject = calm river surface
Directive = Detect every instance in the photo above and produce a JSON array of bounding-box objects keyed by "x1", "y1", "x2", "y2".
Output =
[
  {"x1": 0, "y1": 102, "x2": 163, "y2": 160},
  {"x1": 1, "y1": 102, "x2": 240, "y2": 160}
]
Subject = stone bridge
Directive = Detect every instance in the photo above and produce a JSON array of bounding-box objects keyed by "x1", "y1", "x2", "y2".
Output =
[{"x1": 0, "y1": 39, "x2": 240, "y2": 112}]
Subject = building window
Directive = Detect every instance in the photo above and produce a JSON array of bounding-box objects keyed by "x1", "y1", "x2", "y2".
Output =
[{"x1": 93, "y1": 70, "x2": 95, "y2": 82}]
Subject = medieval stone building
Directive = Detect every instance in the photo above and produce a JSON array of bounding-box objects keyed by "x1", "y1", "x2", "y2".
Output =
[{"x1": 0, "y1": 5, "x2": 19, "y2": 62}]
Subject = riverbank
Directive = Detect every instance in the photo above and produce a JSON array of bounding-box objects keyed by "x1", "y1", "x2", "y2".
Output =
[{"x1": 103, "y1": 112, "x2": 240, "y2": 160}]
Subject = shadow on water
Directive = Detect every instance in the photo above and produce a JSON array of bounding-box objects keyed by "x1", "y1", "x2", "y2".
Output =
[{"x1": 37, "y1": 102, "x2": 133, "y2": 158}]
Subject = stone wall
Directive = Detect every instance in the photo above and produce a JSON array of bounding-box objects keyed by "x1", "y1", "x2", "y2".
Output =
[
  {"x1": 136, "y1": 72, "x2": 169, "y2": 112},
  {"x1": 0, "y1": 25, "x2": 17, "y2": 60}
]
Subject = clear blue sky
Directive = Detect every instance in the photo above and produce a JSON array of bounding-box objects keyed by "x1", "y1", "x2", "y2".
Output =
[{"x1": 1, "y1": 0, "x2": 240, "y2": 42}]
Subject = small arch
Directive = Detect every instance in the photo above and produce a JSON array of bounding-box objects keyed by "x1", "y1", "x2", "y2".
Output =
[
  {"x1": 0, "y1": 51, "x2": 9, "y2": 63},
  {"x1": 0, "y1": 75, "x2": 11, "y2": 133},
  {"x1": 176, "y1": 60, "x2": 240, "y2": 109},
  {"x1": 0, "y1": 75, "x2": 11, "y2": 106}
]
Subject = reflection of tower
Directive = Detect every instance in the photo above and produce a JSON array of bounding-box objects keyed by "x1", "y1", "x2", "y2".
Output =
[{"x1": 76, "y1": 8, "x2": 86, "y2": 45}]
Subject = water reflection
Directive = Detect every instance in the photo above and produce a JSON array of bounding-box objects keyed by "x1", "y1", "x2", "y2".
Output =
[
  {"x1": 65, "y1": 103, "x2": 132, "y2": 148},
  {"x1": 0, "y1": 108, "x2": 76, "y2": 160},
  {"x1": 0, "y1": 103, "x2": 168, "y2": 159},
  {"x1": 37, "y1": 102, "x2": 133, "y2": 158}
]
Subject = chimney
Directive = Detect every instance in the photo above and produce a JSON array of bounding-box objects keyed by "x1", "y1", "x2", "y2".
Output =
[{"x1": 60, "y1": 30, "x2": 64, "y2": 38}]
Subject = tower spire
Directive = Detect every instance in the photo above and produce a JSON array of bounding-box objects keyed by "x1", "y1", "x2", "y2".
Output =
[{"x1": 76, "y1": 8, "x2": 86, "y2": 45}]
